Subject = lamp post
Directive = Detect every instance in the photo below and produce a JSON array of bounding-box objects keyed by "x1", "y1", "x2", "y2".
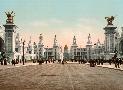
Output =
[
  {"x1": 46, "y1": 46, "x2": 48, "y2": 60},
  {"x1": 89, "y1": 47, "x2": 91, "y2": 60},
  {"x1": 55, "y1": 49, "x2": 56, "y2": 60},
  {"x1": 22, "y1": 40, "x2": 25, "y2": 65}
]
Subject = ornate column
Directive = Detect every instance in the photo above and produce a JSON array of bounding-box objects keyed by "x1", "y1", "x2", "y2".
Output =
[
  {"x1": 3, "y1": 11, "x2": 16, "y2": 61},
  {"x1": 104, "y1": 16, "x2": 117, "y2": 59}
]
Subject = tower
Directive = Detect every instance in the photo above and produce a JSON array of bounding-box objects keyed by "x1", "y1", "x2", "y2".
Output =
[
  {"x1": 70, "y1": 36, "x2": 78, "y2": 59},
  {"x1": 86, "y1": 34, "x2": 93, "y2": 60},
  {"x1": 104, "y1": 16, "x2": 117, "y2": 59},
  {"x1": 53, "y1": 35, "x2": 58, "y2": 47},
  {"x1": 38, "y1": 34, "x2": 44, "y2": 59},
  {"x1": 3, "y1": 11, "x2": 16, "y2": 60},
  {"x1": 53, "y1": 35, "x2": 59, "y2": 60}
]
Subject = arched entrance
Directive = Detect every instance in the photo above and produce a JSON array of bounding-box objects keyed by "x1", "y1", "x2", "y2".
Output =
[
  {"x1": 119, "y1": 40, "x2": 123, "y2": 55},
  {"x1": 0, "y1": 37, "x2": 4, "y2": 52}
]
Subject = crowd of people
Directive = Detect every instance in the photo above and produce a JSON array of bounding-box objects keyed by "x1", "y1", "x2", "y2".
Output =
[
  {"x1": 33, "y1": 58, "x2": 68, "y2": 65},
  {"x1": 0, "y1": 55, "x2": 123, "y2": 69},
  {"x1": 0, "y1": 58, "x2": 7, "y2": 65},
  {"x1": 0, "y1": 58, "x2": 25, "y2": 66}
]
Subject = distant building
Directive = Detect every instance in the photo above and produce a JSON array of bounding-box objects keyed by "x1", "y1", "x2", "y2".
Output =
[
  {"x1": 43, "y1": 35, "x2": 62, "y2": 60},
  {"x1": 70, "y1": 36, "x2": 87, "y2": 60},
  {"x1": 63, "y1": 45, "x2": 69, "y2": 60}
]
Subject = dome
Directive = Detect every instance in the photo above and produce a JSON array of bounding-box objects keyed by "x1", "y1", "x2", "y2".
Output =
[{"x1": 64, "y1": 45, "x2": 68, "y2": 50}]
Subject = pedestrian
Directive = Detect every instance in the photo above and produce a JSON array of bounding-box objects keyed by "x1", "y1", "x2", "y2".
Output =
[
  {"x1": 12, "y1": 59, "x2": 14, "y2": 65},
  {"x1": 48, "y1": 59, "x2": 50, "y2": 63},
  {"x1": 62, "y1": 60, "x2": 64, "y2": 65},
  {"x1": 117, "y1": 58, "x2": 120, "y2": 68},
  {"x1": 38, "y1": 59, "x2": 42, "y2": 65},
  {"x1": 101, "y1": 59, "x2": 103, "y2": 65},
  {"x1": 90, "y1": 59, "x2": 94, "y2": 67},
  {"x1": 4, "y1": 59, "x2": 7, "y2": 65},
  {"x1": 115, "y1": 58, "x2": 120, "y2": 68},
  {"x1": 115, "y1": 59, "x2": 117, "y2": 68},
  {"x1": 97, "y1": 59, "x2": 100, "y2": 65},
  {"x1": 46, "y1": 59, "x2": 47, "y2": 64},
  {"x1": 0, "y1": 59, "x2": 3, "y2": 65},
  {"x1": 109, "y1": 59, "x2": 112, "y2": 65},
  {"x1": 13, "y1": 59, "x2": 15, "y2": 66},
  {"x1": 78, "y1": 59, "x2": 80, "y2": 64}
]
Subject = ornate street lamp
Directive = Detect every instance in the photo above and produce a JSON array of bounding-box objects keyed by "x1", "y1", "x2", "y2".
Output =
[{"x1": 22, "y1": 40, "x2": 25, "y2": 65}]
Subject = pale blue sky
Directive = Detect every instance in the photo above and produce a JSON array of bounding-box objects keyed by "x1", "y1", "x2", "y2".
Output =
[{"x1": 0, "y1": 0, "x2": 123, "y2": 47}]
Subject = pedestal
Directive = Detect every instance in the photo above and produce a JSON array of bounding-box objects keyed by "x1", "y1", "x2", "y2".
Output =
[
  {"x1": 104, "y1": 25, "x2": 117, "y2": 59},
  {"x1": 3, "y1": 23, "x2": 16, "y2": 61},
  {"x1": 86, "y1": 44, "x2": 92, "y2": 60}
]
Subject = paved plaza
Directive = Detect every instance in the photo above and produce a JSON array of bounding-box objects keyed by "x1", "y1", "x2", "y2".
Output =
[{"x1": 0, "y1": 62, "x2": 123, "y2": 90}]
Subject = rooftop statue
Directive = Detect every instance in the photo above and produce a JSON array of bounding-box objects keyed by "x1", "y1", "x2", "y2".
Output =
[
  {"x1": 5, "y1": 11, "x2": 15, "y2": 24},
  {"x1": 39, "y1": 34, "x2": 43, "y2": 43},
  {"x1": 54, "y1": 35, "x2": 57, "y2": 44},
  {"x1": 73, "y1": 36, "x2": 76, "y2": 44},
  {"x1": 105, "y1": 16, "x2": 114, "y2": 26},
  {"x1": 87, "y1": 33, "x2": 92, "y2": 44}
]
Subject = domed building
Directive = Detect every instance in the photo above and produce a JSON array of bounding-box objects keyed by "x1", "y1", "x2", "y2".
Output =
[{"x1": 63, "y1": 45, "x2": 69, "y2": 60}]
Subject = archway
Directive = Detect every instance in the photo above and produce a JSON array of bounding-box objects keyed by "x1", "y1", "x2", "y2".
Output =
[
  {"x1": 119, "y1": 40, "x2": 123, "y2": 55},
  {"x1": 0, "y1": 37, "x2": 4, "y2": 52}
]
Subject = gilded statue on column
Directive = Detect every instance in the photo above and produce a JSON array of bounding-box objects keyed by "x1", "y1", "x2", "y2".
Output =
[
  {"x1": 5, "y1": 11, "x2": 15, "y2": 24},
  {"x1": 105, "y1": 16, "x2": 115, "y2": 26}
]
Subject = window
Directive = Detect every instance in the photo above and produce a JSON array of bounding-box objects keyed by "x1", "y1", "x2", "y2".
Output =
[
  {"x1": 15, "y1": 48, "x2": 18, "y2": 52},
  {"x1": 74, "y1": 52, "x2": 76, "y2": 55},
  {"x1": 77, "y1": 52, "x2": 80, "y2": 56}
]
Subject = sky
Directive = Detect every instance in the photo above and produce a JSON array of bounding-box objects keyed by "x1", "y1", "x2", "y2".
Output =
[{"x1": 0, "y1": 0, "x2": 123, "y2": 48}]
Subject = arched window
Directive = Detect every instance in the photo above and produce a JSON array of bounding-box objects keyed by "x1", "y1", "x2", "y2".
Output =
[{"x1": 0, "y1": 37, "x2": 4, "y2": 52}]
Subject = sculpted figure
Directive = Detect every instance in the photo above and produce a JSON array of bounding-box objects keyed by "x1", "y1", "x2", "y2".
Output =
[
  {"x1": 5, "y1": 11, "x2": 15, "y2": 23},
  {"x1": 105, "y1": 16, "x2": 114, "y2": 25}
]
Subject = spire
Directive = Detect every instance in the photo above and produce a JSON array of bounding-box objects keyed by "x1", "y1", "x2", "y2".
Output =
[
  {"x1": 54, "y1": 35, "x2": 57, "y2": 46},
  {"x1": 39, "y1": 34, "x2": 43, "y2": 43},
  {"x1": 87, "y1": 33, "x2": 92, "y2": 44},
  {"x1": 73, "y1": 36, "x2": 77, "y2": 45},
  {"x1": 64, "y1": 45, "x2": 68, "y2": 50}
]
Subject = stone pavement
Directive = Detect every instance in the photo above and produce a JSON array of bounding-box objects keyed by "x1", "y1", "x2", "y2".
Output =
[{"x1": 0, "y1": 63, "x2": 123, "y2": 90}]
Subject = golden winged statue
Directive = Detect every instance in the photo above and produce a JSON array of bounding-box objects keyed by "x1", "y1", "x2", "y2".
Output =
[
  {"x1": 105, "y1": 16, "x2": 115, "y2": 26},
  {"x1": 5, "y1": 11, "x2": 15, "y2": 24},
  {"x1": 105, "y1": 16, "x2": 115, "y2": 25}
]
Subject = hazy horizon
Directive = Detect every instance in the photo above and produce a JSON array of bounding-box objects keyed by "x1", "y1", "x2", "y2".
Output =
[{"x1": 0, "y1": 0, "x2": 123, "y2": 48}]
